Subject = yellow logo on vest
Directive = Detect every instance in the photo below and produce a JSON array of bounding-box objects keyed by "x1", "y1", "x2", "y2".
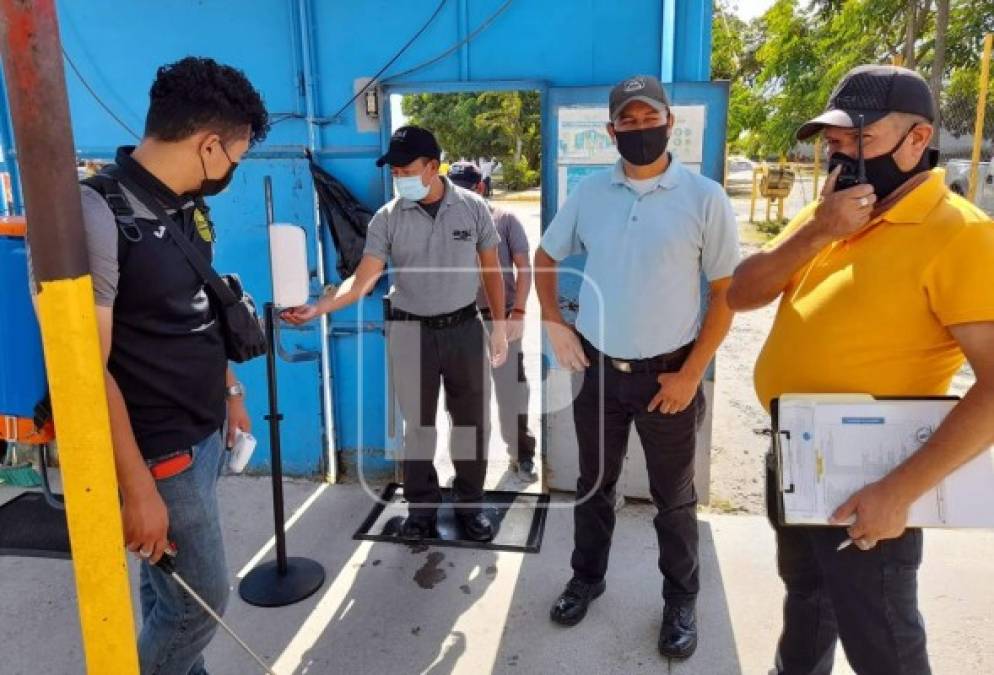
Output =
[{"x1": 194, "y1": 208, "x2": 213, "y2": 243}]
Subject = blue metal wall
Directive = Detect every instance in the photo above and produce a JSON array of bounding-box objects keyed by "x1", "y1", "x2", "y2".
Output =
[{"x1": 1, "y1": 0, "x2": 716, "y2": 476}]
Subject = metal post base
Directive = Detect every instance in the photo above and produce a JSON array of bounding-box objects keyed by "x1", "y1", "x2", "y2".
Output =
[{"x1": 238, "y1": 557, "x2": 326, "y2": 608}]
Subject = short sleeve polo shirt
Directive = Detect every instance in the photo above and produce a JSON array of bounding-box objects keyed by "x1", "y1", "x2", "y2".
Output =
[{"x1": 754, "y1": 168, "x2": 994, "y2": 410}]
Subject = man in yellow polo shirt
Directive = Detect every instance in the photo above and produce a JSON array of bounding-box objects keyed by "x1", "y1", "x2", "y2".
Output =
[{"x1": 729, "y1": 65, "x2": 994, "y2": 675}]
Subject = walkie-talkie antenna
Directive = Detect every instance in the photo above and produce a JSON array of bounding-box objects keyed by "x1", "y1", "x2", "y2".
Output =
[{"x1": 856, "y1": 114, "x2": 867, "y2": 184}]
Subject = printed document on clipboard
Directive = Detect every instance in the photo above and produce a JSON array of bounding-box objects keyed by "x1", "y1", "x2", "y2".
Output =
[{"x1": 772, "y1": 394, "x2": 994, "y2": 528}]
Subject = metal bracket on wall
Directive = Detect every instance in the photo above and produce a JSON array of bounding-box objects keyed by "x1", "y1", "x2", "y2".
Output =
[{"x1": 272, "y1": 321, "x2": 320, "y2": 363}]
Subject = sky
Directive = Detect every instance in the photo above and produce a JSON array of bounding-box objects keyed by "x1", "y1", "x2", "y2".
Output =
[{"x1": 731, "y1": 0, "x2": 779, "y2": 21}]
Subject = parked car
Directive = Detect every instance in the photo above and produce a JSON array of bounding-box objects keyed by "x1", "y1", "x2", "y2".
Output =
[
  {"x1": 725, "y1": 156, "x2": 756, "y2": 193},
  {"x1": 945, "y1": 159, "x2": 994, "y2": 214}
]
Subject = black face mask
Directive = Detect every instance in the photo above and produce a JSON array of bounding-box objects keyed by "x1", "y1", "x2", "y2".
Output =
[
  {"x1": 828, "y1": 127, "x2": 935, "y2": 201},
  {"x1": 198, "y1": 143, "x2": 237, "y2": 197},
  {"x1": 614, "y1": 125, "x2": 670, "y2": 166}
]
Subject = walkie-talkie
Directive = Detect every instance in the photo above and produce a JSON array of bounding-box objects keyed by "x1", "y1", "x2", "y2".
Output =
[{"x1": 831, "y1": 113, "x2": 867, "y2": 191}]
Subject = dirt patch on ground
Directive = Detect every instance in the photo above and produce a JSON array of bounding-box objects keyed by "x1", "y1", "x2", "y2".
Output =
[{"x1": 707, "y1": 242, "x2": 776, "y2": 514}]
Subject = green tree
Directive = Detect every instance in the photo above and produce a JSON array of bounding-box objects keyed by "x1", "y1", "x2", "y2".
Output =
[
  {"x1": 941, "y1": 66, "x2": 994, "y2": 139},
  {"x1": 712, "y1": 0, "x2": 769, "y2": 153},
  {"x1": 401, "y1": 93, "x2": 502, "y2": 160},
  {"x1": 939, "y1": 0, "x2": 994, "y2": 139},
  {"x1": 401, "y1": 90, "x2": 542, "y2": 188},
  {"x1": 723, "y1": 0, "x2": 989, "y2": 157}
]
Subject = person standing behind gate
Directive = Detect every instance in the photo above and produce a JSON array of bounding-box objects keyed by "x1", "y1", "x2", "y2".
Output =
[
  {"x1": 449, "y1": 161, "x2": 538, "y2": 479},
  {"x1": 534, "y1": 75, "x2": 739, "y2": 661},
  {"x1": 479, "y1": 156, "x2": 496, "y2": 197},
  {"x1": 283, "y1": 126, "x2": 509, "y2": 542},
  {"x1": 78, "y1": 57, "x2": 267, "y2": 674}
]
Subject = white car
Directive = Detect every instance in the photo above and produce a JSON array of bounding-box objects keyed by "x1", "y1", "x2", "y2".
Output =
[
  {"x1": 725, "y1": 156, "x2": 756, "y2": 192},
  {"x1": 945, "y1": 159, "x2": 993, "y2": 215}
]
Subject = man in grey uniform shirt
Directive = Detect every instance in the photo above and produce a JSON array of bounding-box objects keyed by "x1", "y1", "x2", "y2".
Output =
[
  {"x1": 449, "y1": 161, "x2": 538, "y2": 478},
  {"x1": 284, "y1": 126, "x2": 509, "y2": 542}
]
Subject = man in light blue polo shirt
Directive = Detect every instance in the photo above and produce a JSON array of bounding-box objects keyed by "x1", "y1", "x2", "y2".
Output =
[{"x1": 535, "y1": 75, "x2": 739, "y2": 661}]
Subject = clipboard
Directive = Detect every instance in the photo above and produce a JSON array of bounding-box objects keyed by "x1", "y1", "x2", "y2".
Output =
[{"x1": 771, "y1": 394, "x2": 994, "y2": 528}]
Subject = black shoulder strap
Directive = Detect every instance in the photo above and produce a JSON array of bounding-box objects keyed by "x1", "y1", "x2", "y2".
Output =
[
  {"x1": 110, "y1": 169, "x2": 239, "y2": 308},
  {"x1": 81, "y1": 171, "x2": 143, "y2": 243},
  {"x1": 81, "y1": 170, "x2": 142, "y2": 271}
]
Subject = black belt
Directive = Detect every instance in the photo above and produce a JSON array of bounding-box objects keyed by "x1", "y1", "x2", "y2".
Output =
[
  {"x1": 389, "y1": 302, "x2": 478, "y2": 329},
  {"x1": 580, "y1": 335, "x2": 694, "y2": 374}
]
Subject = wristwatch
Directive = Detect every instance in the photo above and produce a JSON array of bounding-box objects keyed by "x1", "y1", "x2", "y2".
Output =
[{"x1": 225, "y1": 382, "x2": 246, "y2": 399}]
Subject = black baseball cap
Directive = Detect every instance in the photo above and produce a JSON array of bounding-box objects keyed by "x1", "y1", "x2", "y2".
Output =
[
  {"x1": 796, "y1": 65, "x2": 937, "y2": 141},
  {"x1": 609, "y1": 75, "x2": 670, "y2": 122},
  {"x1": 376, "y1": 125, "x2": 441, "y2": 167},
  {"x1": 447, "y1": 161, "x2": 483, "y2": 189}
]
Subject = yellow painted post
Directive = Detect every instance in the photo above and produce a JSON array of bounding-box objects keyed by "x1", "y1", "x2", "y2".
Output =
[
  {"x1": 749, "y1": 166, "x2": 759, "y2": 223},
  {"x1": 777, "y1": 154, "x2": 787, "y2": 223},
  {"x1": 968, "y1": 34, "x2": 993, "y2": 203},
  {"x1": 813, "y1": 136, "x2": 822, "y2": 198},
  {"x1": 0, "y1": 2, "x2": 139, "y2": 673}
]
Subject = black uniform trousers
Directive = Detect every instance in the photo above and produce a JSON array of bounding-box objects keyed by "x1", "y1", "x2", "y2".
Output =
[
  {"x1": 765, "y1": 461, "x2": 930, "y2": 675},
  {"x1": 571, "y1": 335, "x2": 704, "y2": 605},
  {"x1": 389, "y1": 314, "x2": 490, "y2": 522}
]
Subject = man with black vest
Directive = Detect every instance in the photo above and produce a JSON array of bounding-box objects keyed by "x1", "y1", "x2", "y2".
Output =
[
  {"x1": 79, "y1": 57, "x2": 268, "y2": 674},
  {"x1": 284, "y1": 126, "x2": 509, "y2": 542}
]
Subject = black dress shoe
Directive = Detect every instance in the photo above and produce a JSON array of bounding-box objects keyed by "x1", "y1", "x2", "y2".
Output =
[
  {"x1": 549, "y1": 578, "x2": 606, "y2": 626},
  {"x1": 400, "y1": 516, "x2": 436, "y2": 540},
  {"x1": 458, "y1": 511, "x2": 496, "y2": 542},
  {"x1": 658, "y1": 603, "x2": 697, "y2": 659}
]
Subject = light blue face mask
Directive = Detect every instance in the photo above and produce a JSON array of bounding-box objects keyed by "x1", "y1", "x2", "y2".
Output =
[{"x1": 394, "y1": 169, "x2": 430, "y2": 202}]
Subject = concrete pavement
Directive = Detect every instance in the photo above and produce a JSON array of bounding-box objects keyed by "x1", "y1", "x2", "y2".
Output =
[{"x1": 3, "y1": 476, "x2": 994, "y2": 674}]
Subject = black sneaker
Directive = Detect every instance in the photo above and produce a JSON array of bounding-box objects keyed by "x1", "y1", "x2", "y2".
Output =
[
  {"x1": 550, "y1": 578, "x2": 606, "y2": 627},
  {"x1": 457, "y1": 511, "x2": 496, "y2": 542},
  {"x1": 658, "y1": 603, "x2": 697, "y2": 659},
  {"x1": 399, "y1": 516, "x2": 436, "y2": 541}
]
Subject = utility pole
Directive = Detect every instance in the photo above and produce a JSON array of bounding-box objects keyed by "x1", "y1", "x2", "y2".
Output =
[{"x1": 0, "y1": 1, "x2": 139, "y2": 673}]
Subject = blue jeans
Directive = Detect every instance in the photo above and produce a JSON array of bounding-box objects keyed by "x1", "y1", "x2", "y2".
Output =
[{"x1": 139, "y1": 431, "x2": 229, "y2": 675}]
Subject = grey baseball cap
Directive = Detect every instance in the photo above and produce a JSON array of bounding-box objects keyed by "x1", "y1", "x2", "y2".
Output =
[
  {"x1": 796, "y1": 65, "x2": 937, "y2": 140},
  {"x1": 609, "y1": 75, "x2": 670, "y2": 122}
]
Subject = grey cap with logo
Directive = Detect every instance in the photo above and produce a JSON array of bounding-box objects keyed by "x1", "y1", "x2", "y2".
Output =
[{"x1": 609, "y1": 75, "x2": 671, "y2": 122}]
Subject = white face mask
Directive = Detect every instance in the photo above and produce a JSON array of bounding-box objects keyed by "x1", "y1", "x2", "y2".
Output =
[{"x1": 394, "y1": 168, "x2": 430, "y2": 201}]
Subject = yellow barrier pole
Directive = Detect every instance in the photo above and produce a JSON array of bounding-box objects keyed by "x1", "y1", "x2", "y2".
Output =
[
  {"x1": 0, "y1": 2, "x2": 139, "y2": 673},
  {"x1": 749, "y1": 166, "x2": 759, "y2": 223},
  {"x1": 968, "y1": 34, "x2": 993, "y2": 203},
  {"x1": 813, "y1": 137, "x2": 822, "y2": 198},
  {"x1": 776, "y1": 154, "x2": 786, "y2": 223}
]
